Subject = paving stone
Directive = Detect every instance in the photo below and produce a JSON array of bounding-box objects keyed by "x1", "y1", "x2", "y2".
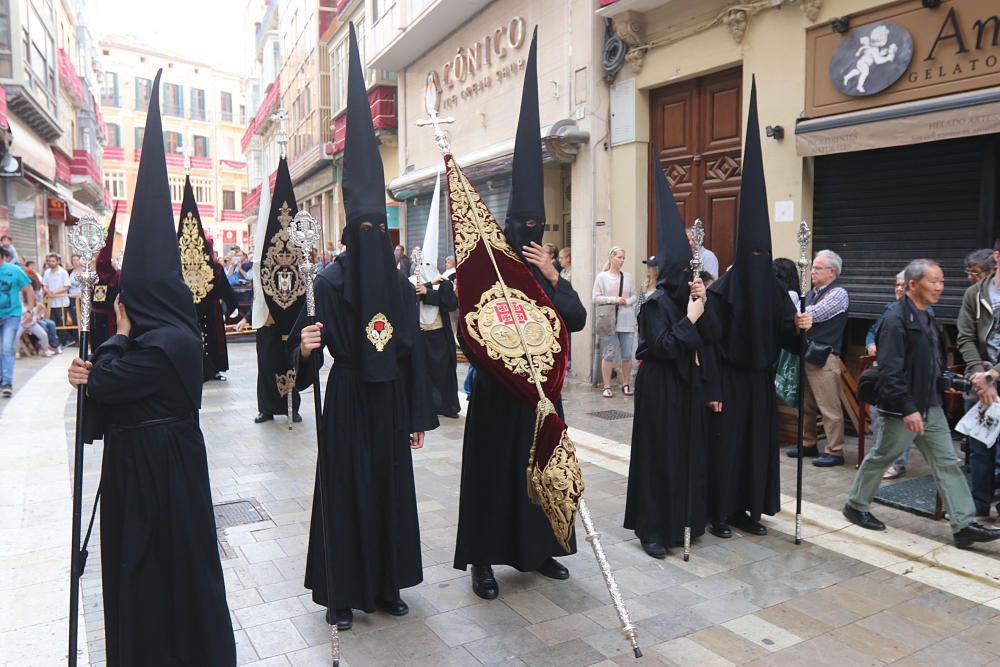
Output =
[{"x1": 244, "y1": 619, "x2": 309, "y2": 659}]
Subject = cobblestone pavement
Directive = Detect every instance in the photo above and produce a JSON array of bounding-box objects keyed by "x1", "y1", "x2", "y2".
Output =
[{"x1": 6, "y1": 342, "x2": 1000, "y2": 666}]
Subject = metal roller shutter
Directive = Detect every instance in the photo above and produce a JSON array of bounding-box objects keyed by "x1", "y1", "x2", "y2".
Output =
[
  {"x1": 404, "y1": 172, "x2": 512, "y2": 271},
  {"x1": 813, "y1": 136, "x2": 996, "y2": 323}
]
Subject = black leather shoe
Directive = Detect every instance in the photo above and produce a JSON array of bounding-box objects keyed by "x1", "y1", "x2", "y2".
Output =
[
  {"x1": 732, "y1": 514, "x2": 767, "y2": 536},
  {"x1": 813, "y1": 454, "x2": 845, "y2": 467},
  {"x1": 786, "y1": 445, "x2": 819, "y2": 458},
  {"x1": 212, "y1": 372, "x2": 227, "y2": 381},
  {"x1": 641, "y1": 540, "x2": 667, "y2": 559},
  {"x1": 708, "y1": 522, "x2": 732, "y2": 538},
  {"x1": 537, "y1": 557, "x2": 570, "y2": 580},
  {"x1": 842, "y1": 504, "x2": 886, "y2": 531},
  {"x1": 254, "y1": 413, "x2": 273, "y2": 423},
  {"x1": 954, "y1": 522, "x2": 1000, "y2": 549},
  {"x1": 292, "y1": 412, "x2": 303, "y2": 423},
  {"x1": 325, "y1": 608, "x2": 353, "y2": 630},
  {"x1": 471, "y1": 564, "x2": 498, "y2": 600},
  {"x1": 378, "y1": 598, "x2": 409, "y2": 616},
  {"x1": 443, "y1": 412, "x2": 461, "y2": 419}
]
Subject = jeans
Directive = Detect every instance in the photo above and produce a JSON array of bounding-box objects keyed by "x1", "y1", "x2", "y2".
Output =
[
  {"x1": 598, "y1": 331, "x2": 634, "y2": 362},
  {"x1": 848, "y1": 406, "x2": 975, "y2": 533},
  {"x1": 42, "y1": 319, "x2": 59, "y2": 349},
  {"x1": 0, "y1": 316, "x2": 19, "y2": 386}
]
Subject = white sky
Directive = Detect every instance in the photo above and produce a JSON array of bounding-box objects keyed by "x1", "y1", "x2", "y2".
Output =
[{"x1": 91, "y1": 0, "x2": 249, "y2": 76}]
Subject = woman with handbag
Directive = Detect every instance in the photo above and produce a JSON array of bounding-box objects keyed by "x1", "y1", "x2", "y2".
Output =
[{"x1": 593, "y1": 246, "x2": 637, "y2": 397}]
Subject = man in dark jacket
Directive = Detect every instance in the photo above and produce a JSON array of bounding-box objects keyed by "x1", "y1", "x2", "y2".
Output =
[{"x1": 843, "y1": 259, "x2": 1000, "y2": 549}]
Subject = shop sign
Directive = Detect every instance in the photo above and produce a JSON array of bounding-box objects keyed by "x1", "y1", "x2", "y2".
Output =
[
  {"x1": 47, "y1": 198, "x2": 66, "y2": 221},
  {"x1": 426, "y1": 16, "x2": 528, "y2": 112},
  {"x1": 807, "y1": 0, "x2": 1000, "y2": 118}
]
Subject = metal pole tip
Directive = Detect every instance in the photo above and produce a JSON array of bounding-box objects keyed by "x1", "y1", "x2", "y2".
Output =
[
  {"x1": 683, "y1": 554, "x2": 689, "y2": 562},
  {"x1": 633, "y1": 646, "x2": 643, "y2": 659}
]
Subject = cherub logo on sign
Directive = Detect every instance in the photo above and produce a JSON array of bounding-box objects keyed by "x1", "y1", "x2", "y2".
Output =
[{"x1": 830, "y1": 22, "x2": 913, "y2": 97}]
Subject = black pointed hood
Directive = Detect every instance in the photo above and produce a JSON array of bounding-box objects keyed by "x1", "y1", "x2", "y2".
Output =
[
  {"x1": 709, "y1": 76, "x2": 788, "y2": 369},
  {"x1": 651, "y1": 143, "x2": 693, "y2": 305},
  {"x1": 119, "y1": 69, "x2": 202, "y2": 407},
  {"x1": 177, "y1": 175, "x2": 217, "y2": 304},
  {"x1": 96, "y1": 202, "x2": 119, "y2": 287},
  {"x1": 258, "y1": 156, "x2": 305, "y2": 333},
  {"x1": 504, "y1": 27, "x2": 545, "y2": 255},
  {"x1": 337, "y1": 21, "x2": 401, "y2": 384}
]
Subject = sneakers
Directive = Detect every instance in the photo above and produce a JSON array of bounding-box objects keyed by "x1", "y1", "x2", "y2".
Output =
[
  {"x1": 1, "y1": 385, "x2": 12, "y2": 398},
  {"x1": 43, "y1": 349, "x2": 56, "y2": 357},
  {"x1": 882, "y1": 464, "x2": 906, "y2": 480}
]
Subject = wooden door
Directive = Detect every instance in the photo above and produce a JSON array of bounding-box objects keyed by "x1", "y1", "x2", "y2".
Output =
[{"x1": 649, "y1": 68, "x2": 742, "y2": 274}]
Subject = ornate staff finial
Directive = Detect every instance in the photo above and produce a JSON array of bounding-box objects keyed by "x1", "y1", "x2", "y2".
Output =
[
  {"x1": 69, "y1": 215, "x2": 107, "y2": 333},
  {"x1": 689, "y1": 218, "x2": 705, "y2": 277},
  {"x1": 272, "y1": 108, "x2": 289, "y2": 159},
  {"x1": 288, "y1": 210, "x2": 321, "y2": 316},
  {"x1": 797, "y1": 220, "x2": 812, "y2": 294},
  {"x1": 415, "y1": 74, "x2": 455, "y2": 154}
]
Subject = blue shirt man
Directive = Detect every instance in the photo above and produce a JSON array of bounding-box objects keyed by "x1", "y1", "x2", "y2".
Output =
[{"x1": 0, "y1": 246, "x2": 34, "y2": 394}]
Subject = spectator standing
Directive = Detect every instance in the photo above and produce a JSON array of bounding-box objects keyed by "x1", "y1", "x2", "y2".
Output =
[
  {"x1": 542, "y1": 242, "x2": 561, "y2": 273},
  {"x1": 956, "y1": 242, "x2": 1000, "y2": 519},
  {"x1": 1, "y1": 234, "x2": 19, "y2": 265},
  {"x1": 593, "y1": 246, "x2": 638, "y2": 397},
  {"x1": 0, "y1": 246, "x2": 35, "y2": 396},
  {"x1": 641, "y1": 256, "x2": 659, "y2": 302},
  {"x1": 964, "y1": 248, "x2": 995, "y2": 285},
  {"x1": 687, "y1": 227, "x2": 720, "y2": 280},
  {"x1": 394, "y1": 244, "x2": 412, "y2": 277},
  {"x1": 844, "y1": 259, "x2": 1000, "y2": 549},
  {"x1": 558, "y1": 247, "x2": 572, "y2": 281},
  {"x1": 786, "y1": 249, "x2": 850, "y2": 467},
  {"x1": 42, "y1": 253, "x2": 75, "y2": 346}
]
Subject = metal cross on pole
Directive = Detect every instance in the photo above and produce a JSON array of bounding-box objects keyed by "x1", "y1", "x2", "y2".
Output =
[
  {"x1": 415, "y1": 75, "x2": 455, "y2": 154},
  {"x1": 272, "y1": 108, "x2": 289, "y2": 159},
  {"x1": 795, "y1": 220, "x2": 812, "y2": 546}
]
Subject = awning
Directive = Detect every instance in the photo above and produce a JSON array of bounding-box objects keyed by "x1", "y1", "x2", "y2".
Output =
[
  {"x1": 52, "y1": 183, "x2": 100, "y2": 222},
  {"x1": 796, "y1": 88, "x2": 1000, "y2": 158},
  {"x1": 7, "y1": 114, "x2": 56, "y2": 182}
]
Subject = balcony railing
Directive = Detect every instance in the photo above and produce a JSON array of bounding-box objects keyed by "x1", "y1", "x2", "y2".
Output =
[
  {"x1": 57, "y1": 49, "x2": 84, "y2": 109},
  {"x1": 371, "y1": 3, "x2": 399, "y2": 56},
  {"x1": 255, "y1": 0, "x2": 279, "y2": 57}
]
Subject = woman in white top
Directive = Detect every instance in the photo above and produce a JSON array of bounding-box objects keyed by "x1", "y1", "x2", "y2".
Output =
[{"x1": 592, "y1": 246, "x2": 638, "y2": 397}]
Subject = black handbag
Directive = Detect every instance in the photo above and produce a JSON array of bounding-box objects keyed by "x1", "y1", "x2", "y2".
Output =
[
  {"x1": 856, "y1": 364, "x2": 879, "y2": 405},
  {"x1": 804, "y1": 341, "x2": 834, "y2": 367}
]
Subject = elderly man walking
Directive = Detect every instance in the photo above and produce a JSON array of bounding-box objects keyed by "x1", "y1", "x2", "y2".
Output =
[{"x1": 787, "y1": 249, "x2": 850, "y2": 467}]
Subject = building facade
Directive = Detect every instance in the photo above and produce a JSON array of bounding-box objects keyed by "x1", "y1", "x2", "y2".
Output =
[
  {"x1": 600, "y1": 0, "x2": 1000, "y2": 357},
  {"x1": 99, "y1": 35, "x2": 248, "y2": 253},
  {"x1": 0, "y1": 0, "x2": 109, "y2": 265}
]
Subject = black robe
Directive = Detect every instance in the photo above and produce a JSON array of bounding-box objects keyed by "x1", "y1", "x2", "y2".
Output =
[
  {"x1": 87, "y1": 334, "x2": 235, "y2": 666},
  {"x1": 287, "y1": 261, "x2": 437, "y2": 612},
  {"x1": 453, "y1": 275, "x2": 587, "y2": 572},
  {"x1": 256, "y1": 323, "x2": 302, "y2": 417},
  {"x1": 89, "y1": 283, "x2": 119, "y2": 354},
  {"x1": 708, "y1": 295, "x2": 798, "y2": 523},
  {"x1": 624, "y1": 291, "x2": 720, "y2": 546},
  {"x1": 417, "y1": 279, "x2": 461, "y2": 418},
  {"x1": 199, "y1": 265, "x2": 238, "y2": 381}
]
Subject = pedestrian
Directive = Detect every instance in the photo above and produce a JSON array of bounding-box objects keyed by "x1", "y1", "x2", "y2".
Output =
[
  {"x1": 42, "y1": 253, "x2": 75, "y2": 346},
  {"x1": 542, "y1": 242, "x2": 561, "y2": 272},
  {"x1": 453, "y1": 30, "x2": 587, "y2": 600},
  {"x1": 22, "y1": 260, "x2": 60, "y2": 352},
  {"x1": 687, "y1": 227, "x2": 720, "y2": 280},
  {"x1": 844, "y1": 259, "x2": 1000, "y2": 549},
  {"x1": 593, "y1": 246, "x2": 638, "y2": 397},
  {"x1": 253, "y1": 152, "x2": 304, "y2": 424},
  {"x1": 0, "y1": 245, "x2": 35, "y2": 396},
  {"x1": 786, "y1": 249, "x2": 850, "y2": 467},
  {"x1": 641, "y1": 256, "x2": 659, "y2": 302},
  {"x1": 558, "y1": 246, "x2": 572, "y2": 281},
  {"x1": 964, "y1": 248, "x2": 995, "y2": 285},
  {"x1": 956, "y1": 242, "x2": 1000, "y2": 520},
  {"x1": 394, "y1": 243, "x2": 412, "y2": 277},
  {"x1": 289, "y1": 25, "x2": 437, "y2": 631},
  {"x1": 625, "y1": 147, "x2": 720, "y2": 559},
  {"x1": 0, "y1": 234, "x2": 19, "y2": 265},
  {"x1": 706, "y1": 78, "x2": 805, "y2": 538},
  {"x1": 66, "y1": 69, "x2": 236, "y2": 664}
]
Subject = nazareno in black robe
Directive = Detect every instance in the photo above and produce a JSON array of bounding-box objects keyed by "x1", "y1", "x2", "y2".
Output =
[
  {"x1": 453, "y1": 273, "x2": 587, "y2": 572},
  {"x1": 417, "y1": 278, "x2": 461, "y2": 418},
  {"x1": 199, "y1": 264, "x2": 239, "y2": 381},
  {"x1": 624, "y1": 287, "x2": 721, "y2": 547},
  {"x1": 87, "y1": 334, "x2": 235, "y2": 666},
  {"x1": 287, "y1": 259, "x2": 438, "y2": 612},
  {"x1": 256, "y1": 321, "x2": 302, "y2": 416}
]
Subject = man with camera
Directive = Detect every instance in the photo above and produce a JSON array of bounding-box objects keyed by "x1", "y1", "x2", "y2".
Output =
[
  {"x1": 957, "y1": 241, "x2": 1000, "y2": 520},
  {"x1": 843, "y1": 259, "x2": 1000, "y2": 549}
]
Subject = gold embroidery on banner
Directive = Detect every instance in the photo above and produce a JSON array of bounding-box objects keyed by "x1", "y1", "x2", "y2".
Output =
[
  {"x1": 365, "y1": 312, "x2": 393, "y2": 351},
  {"x1": 275, "y1": 369, "x2": 296, "y2": 397},
  {"x1": 526, "y1": 398, "x2": 584, "y2": 552},
  {"x1": 260, "y1": 201, "x2": 306, "y2": 309},
  {"x1": 179, "y1": 212, "x2": 215, "y2": 304},
  {"x1": 464, "y1": 284, "x2": 562, "y2": 384},
  {"x1": 93, "y1": 285, "x2": 107, "y2": 303},
  {"x1": 447, "y1": 165, "x2": 520, "y2": 266}
]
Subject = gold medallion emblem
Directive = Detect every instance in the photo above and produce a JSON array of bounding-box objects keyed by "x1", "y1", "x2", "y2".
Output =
[
  {"x1": 260, "y1": 202, "x2": 307, "y2": 309},
  {"x1": 464, "y1": 284, "x2": 561, "y2": 383},
  {"x1": 93, "y1": 285, "x2": 108, "y2": 303},
  {"x1": 365, "y1": 312, "x2": 394, "y2": 352},
  {"x1": 178, "y1": 212, "x2": 215, "y2": 303}
]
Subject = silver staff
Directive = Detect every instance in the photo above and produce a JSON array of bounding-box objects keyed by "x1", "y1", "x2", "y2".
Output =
[
  {"x1": 794, "y1": 220, "x2": 812, "y2": 546},
  {"x1": 288, "y1": 210, "x2": 340, "y2": 667},
  {"x1": 68, "y1": 215, "x2": 106, "y2": 667},
  {"x1": 689, "y1": 218, "x2": 705, "y2": 279}
]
